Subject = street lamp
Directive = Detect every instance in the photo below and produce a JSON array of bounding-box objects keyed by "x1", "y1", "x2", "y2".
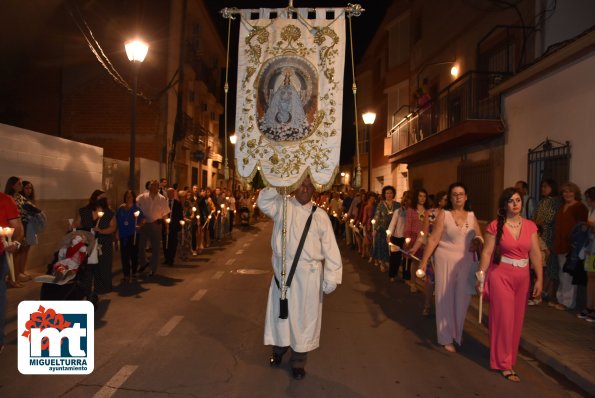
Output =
[
  {"x1": 125, "y1": 39, "x2": 149, "y2": 190},
  {"x1": 362, "y1": 112, "x2": 376, "y2": 192}
]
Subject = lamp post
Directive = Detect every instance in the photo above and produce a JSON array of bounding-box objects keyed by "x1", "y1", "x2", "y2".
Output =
[
  {"x1": 229, "y1": 134, "x2": 237, "y2": 191},
  {"x1": 362, "y1": 112, "x2": 376, "y2": 192},
  {"x1": 125, "y1": 39, "x2": 149, "y2": 190}
]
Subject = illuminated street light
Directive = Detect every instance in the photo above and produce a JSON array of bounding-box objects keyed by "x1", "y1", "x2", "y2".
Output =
[
  {"x1": 362, "y1": 112, "x2": 376, "y2": 191},
  {"x1": 124, "y1": 39, "x2": 149, "y2": 190}
]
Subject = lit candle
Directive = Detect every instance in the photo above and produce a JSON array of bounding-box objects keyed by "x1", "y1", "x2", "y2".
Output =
[
  {"x1": 371, "y1": 219, "x2": 376, "y2": 225},
  {"x1": 1, "y1": 227, "x2": 16, "y2": 282},
  {"x1": 180, "y1": 219, "x2": 185, "y2": 243},
  {"x1": 165, "y1": 218, "x2": 171, "y2": 248},
  {"x1": 133, "y1": 210, "x2": 140, "y2": 245},
  {"x1": 96, "y1": 211, "x2": 104, "y2": 228},
  {"x1": 416, "y1": 268, "x2": 426, "y2": 279},
  {"x1": 385, "y1": 229, "x2": 391, "y2": 236},
  {"x1": 405, "y1": 237, "x2": 411, "y2": 245},
  {"x1": 192, "y1": 206, "x2": 197, "y2": 213}
]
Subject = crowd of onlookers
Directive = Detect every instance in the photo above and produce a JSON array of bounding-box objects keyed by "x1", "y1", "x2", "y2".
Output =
[{"x1": 2, "y1": 176, "x2": 266, "y2": 295}]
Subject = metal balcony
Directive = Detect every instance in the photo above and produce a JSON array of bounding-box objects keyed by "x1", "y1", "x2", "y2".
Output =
[{"x1": 386, "y1": 71, "x2": 507, "y2": 163}]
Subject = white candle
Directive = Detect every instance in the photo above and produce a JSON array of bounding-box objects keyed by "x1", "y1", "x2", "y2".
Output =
[
  {"x1": 95, "y1": 211, "x2": 104, "y2": 229},
  {"x1": 165, "y1": 218, "x2": 171, "y2": 248},
  {"x1": 133, "y1": 211, "x2": 140, "y2": 245},
  {"x1": 416, "y1": 268, "x2": 426, "y2": 279},
  {"x1": 371, "y1": 219, "x2": 376, "y2": 225},
  {"x1": 180, "y1": 220, "x2": 185, "y2": 243},
  {"x1": 2, "y1": 227, "x2": 15, "y2": 282}
]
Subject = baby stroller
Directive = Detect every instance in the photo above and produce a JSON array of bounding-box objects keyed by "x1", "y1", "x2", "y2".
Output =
[
  {"x1": 239, "y1": 207, "x2": 250, "y2": 227},
  {"x1": 35, "y1": 230, "x2": 99, "y2": 306}
]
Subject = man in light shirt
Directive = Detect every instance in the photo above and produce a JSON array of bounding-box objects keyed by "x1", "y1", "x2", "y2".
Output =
[{"x1": 137, "y1": 180, "x2": 169, "y2": 276}]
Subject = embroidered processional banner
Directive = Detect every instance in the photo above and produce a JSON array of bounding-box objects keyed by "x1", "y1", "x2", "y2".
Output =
[{"x1": 235, "y1": 8, "x2": 346, "y2": 190}]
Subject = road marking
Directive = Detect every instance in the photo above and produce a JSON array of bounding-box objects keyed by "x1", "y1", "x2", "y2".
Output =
[
  {"x1": 157, "y1": 315, "x2": 184, "y2": 337},
  {"x1": 191, "y1": 289, "x2": 207, "y2": 301},
  {"x1": 225, "y1": 258, "x2": 236, "y2": 265},
  {"x1": 93, "y1": 365, "x2": 138, "y2": 398},
  {"x1": 212, "y1": 271, "x2": 225, "y2": 279},
  {"x1": 235, "y1": 250, "x2": 244, "y2": 254}
]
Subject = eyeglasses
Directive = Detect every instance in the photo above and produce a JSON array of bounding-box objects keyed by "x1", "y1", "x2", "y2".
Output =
[{"x1": 451, "y1": 193, "x2": 466, "y2": 197}]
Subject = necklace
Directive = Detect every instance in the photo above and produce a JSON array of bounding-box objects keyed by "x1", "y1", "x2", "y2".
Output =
[
  {"x1": 452, "y1": 210, "x2": 468, "y2": 229},
  {"x1": 506, "y1": 219, "x2": 522, "y2": 228},
  {"x1": 386, "y1": 201, "x2": 394, "y2": 215}
]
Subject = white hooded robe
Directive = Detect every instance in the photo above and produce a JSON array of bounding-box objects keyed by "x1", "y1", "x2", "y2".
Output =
[{"x1": 257, "y1": 188, "x2": 342, "y2": 352}]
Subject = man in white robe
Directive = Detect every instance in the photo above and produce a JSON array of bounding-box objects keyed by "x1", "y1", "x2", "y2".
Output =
[{"x1": 257, "y1": 176, "x2": 342, "y2": 380}]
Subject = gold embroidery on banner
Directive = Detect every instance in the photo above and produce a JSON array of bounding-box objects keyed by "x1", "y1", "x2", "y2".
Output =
[{"x1": 237, "y1": 18, "x2": 342, "y2": 187}]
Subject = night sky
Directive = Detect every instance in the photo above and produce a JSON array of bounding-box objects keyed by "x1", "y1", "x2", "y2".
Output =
[{"x1": 205, "y1": 0, "x2": 390, "y2": 164}]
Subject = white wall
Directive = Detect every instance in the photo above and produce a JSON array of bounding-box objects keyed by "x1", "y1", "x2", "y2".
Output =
[
  {"x1": 139, "y1": 157, "x2": 161, "y2": 190},
  {"x1": 503, "y1": 52, "x2": 595, "y2": 192},
  {"x1": 0, "y1": 123, "x2": 103, "y2": 199}
]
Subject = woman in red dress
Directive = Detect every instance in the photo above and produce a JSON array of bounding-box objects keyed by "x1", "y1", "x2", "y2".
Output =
[{"x1": 478, "y1": 187, "x2": 543, "y2": 382}]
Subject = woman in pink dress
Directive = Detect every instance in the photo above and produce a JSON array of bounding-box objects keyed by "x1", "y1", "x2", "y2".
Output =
[
  {"x1": 478, "y1": 187, "x2": 543, "y2": 382},
  {"x1": 419, "y1": 183, "x2": 483, "y2": 353}
]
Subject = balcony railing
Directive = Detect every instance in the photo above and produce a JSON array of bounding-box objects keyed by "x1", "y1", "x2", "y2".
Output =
[
  {"x1": 183, "y1": 113, "x2": 210, "y2": 148},
  {"x1": 387, "y1": 71, "x2": 508, "y2": 155}
]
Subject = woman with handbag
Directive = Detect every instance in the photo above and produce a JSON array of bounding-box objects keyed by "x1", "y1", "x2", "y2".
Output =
[
  {"x1": 477, "y1": 187, "x2": 543, "y2": 382},
  {"x1": 552, "y1": 182, "x2": 588, "y2": 310},
  {"x1": 74, "y1": 189, "x2": 116, "y2": 295}
]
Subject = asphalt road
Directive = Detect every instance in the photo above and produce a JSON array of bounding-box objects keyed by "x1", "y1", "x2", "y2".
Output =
[{"x1": 0, "y1": 220, "x2": 587, "y2": 397}]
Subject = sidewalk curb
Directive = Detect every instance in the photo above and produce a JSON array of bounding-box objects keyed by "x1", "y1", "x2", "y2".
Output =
[
  {"x1": 517, "y1": 328, "x2": 595, "y2": 394},
  {"x1": 464, "y1": 291, "x2": 595, "y2": 395}
]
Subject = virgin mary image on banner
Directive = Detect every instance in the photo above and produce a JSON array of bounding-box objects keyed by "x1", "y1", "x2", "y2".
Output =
[
  {"x1": 257, "y1": 57, "x2": 318, "y2": 142},
  {"x1": 234, "y1": 8, "x2": 346, "y2": 189}
]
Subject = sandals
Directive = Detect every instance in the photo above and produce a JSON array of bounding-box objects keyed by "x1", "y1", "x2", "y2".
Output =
[{"x1": 501, "y1": 370, "x2": 520, "y2": 382}]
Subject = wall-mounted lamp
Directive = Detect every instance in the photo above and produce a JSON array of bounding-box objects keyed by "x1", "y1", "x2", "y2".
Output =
[{"x1": 417, "y1": 60, "x2": 458, "y2": 88}]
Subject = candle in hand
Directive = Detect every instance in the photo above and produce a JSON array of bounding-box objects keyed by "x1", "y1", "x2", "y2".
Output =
[
  {"x1": 416, "y1": 268, "x2": 426, "y2": 279},
  {"x1": 385, "y1": 229, "x2": 391, "y2": 236},
  {"x1": 133, "y1": 210, "x2": 140, "y2": 245},
  {"x1": 95, "y1": 211, "x2": 104, "y2": 228},
  {"x1": 165, "y1": 218, "x2": 171, "y2": 248},
  {"x1": 405, "y1": 237, "x2": 411, "y2": 245}
]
